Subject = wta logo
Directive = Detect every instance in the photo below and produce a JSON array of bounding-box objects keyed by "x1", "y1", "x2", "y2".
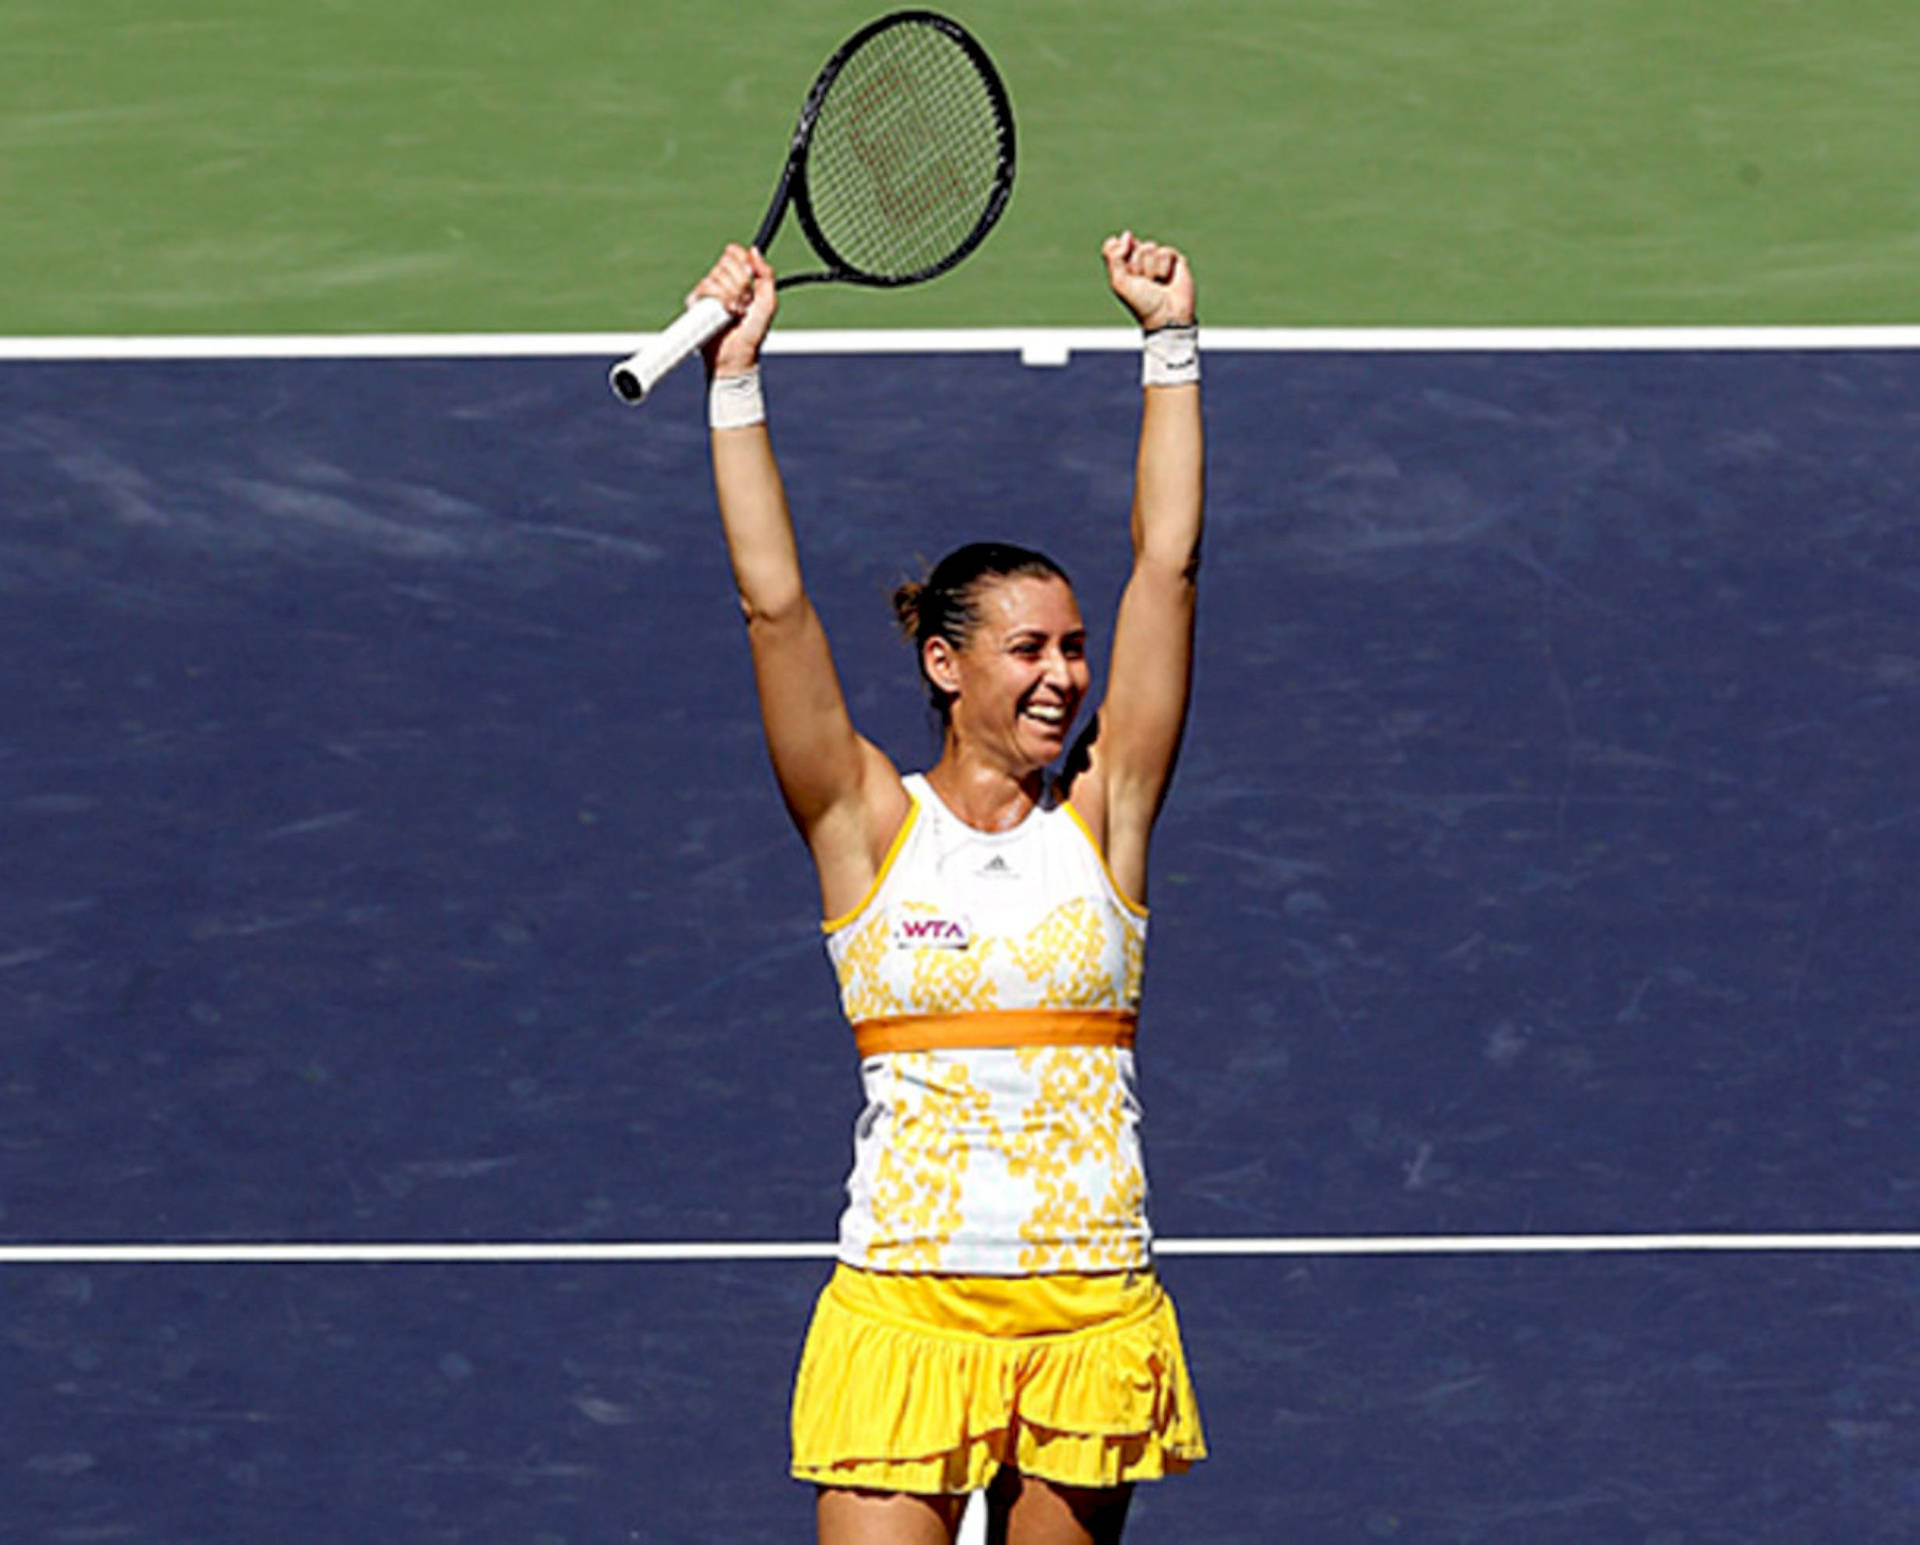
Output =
[{"x1": 892, "y1": 914, "x2": 972, "y2": 950}]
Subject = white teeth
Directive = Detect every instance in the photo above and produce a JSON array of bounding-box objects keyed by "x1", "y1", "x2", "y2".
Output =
[{"x1": 1025, "y1": 705, "x2": 1065, "y2": 725}]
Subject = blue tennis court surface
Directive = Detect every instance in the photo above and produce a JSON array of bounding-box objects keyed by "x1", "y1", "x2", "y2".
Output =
[{"x1": 4, "y1": 345, "x2": 1918, "y2": 1537}]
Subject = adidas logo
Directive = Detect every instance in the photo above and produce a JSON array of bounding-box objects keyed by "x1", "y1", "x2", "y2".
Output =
[{"x1": 978, "y1": 854, "x2": 1017, "y2": 880}]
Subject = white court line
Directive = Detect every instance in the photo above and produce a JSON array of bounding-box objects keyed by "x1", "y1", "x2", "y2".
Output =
[
  {"x1": 2, "y1": 325, "x2": 1919, "y2": 367},
  {"x1": 2, "y1": 1234, "x2": 1917, "y2": 1266}
]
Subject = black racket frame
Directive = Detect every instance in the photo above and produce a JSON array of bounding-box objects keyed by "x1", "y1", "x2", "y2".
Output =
[{"x1": 753, "y1": 8, "x2": 1017, "y2": 291}]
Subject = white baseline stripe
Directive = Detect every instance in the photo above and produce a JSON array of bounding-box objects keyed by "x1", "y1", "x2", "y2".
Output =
[
  {"x1": 2, "y1": 1234, "x2": 1917, "y2": 1266},
  {"x1": 2, "y1": 325, "x2": 1919, "y2": 365}
]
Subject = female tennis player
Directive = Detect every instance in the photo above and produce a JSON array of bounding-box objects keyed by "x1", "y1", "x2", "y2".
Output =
[{"x1": 689, "y1": 230, "x2": 1205, "y2": 1545}]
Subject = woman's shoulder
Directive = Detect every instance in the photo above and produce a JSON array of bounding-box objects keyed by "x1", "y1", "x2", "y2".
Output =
[{"x1": 1053, "y1": 727, "x2": 1110, "y2": 837}]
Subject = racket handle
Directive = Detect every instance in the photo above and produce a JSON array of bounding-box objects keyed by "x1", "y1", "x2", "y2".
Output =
[{"x1": 609, "y1": 296, "x2": 733, "y2": 404}]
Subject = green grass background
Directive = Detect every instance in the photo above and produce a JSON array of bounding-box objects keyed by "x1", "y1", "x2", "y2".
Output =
[{"x1": 6, "y1": 0, "x2": 1916, "y2": 334}]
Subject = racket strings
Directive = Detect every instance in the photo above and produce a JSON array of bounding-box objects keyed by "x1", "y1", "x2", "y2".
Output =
[{"x1": 805, "y1": 23, "x2": 1009, "y2": 281}]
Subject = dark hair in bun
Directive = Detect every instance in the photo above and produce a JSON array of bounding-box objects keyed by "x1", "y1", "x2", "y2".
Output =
[{"x1": 892, "y1": 542, "x2": 1072, "y2": 720}]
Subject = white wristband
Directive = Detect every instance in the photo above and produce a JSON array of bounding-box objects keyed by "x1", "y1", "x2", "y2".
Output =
[
  {"x1": 709, "y1": 367, "x2": 766, "y2": 430},
  {"x1": 1142, "y1": 323, "x2": 1200, "y2": 388}
]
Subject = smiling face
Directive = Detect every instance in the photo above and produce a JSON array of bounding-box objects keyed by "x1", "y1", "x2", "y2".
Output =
[{"x1": 924, "y1": 574, "x2": 1091, "y2": 772}]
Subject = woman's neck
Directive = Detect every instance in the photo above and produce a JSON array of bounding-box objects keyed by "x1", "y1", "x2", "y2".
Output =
[{"x1": 923, "y1": 746, "x2": 1046, "y2": 833}]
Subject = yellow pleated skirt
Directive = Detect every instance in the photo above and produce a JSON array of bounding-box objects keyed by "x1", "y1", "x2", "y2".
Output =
[{"x1": 790, "y1": 1264, "x2": 1207, "y2": 1494}]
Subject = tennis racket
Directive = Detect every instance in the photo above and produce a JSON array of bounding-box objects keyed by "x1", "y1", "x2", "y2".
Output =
[{"x1": 609, "y1": 8, "x2": 1015, "y2": 404}]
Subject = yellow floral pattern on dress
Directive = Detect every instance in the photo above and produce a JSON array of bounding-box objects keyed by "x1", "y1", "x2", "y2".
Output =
[
  {"x1": 903, "y1": 904, "x2": 999, "y2": 1012},
  {"x1": 1121, "y1": 922, "x2": 1146, "y2": 1006},
  {"x1": 1007, "y1": 898, "x2": 1111, "y2": 1007},
  {"x1": 833, "y1": 911, "x2": 900, "y2": 1022},
  {"x1": 866, "y1": 1054, "x2": 1005, "y2": 1271},
  {"x1": 1004, "y1": 1047, "x2": 1145, "y2": 1272},
  {"x1": 836, "y1": 898, "x2": 1134, "y2": 1020}
]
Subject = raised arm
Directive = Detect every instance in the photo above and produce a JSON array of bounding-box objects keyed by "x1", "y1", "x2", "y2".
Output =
[
  {"x1": 1073, "y1": 233, "x2": 1204, "y2": 904},
  {"x1": 693, "y1": 245, "x2": 908, "y2": 915}
]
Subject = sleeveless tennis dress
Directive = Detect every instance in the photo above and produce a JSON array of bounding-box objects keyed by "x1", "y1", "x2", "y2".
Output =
[{"x1": 789, "y1": 774, "x2": 1206, "y2": 1494}]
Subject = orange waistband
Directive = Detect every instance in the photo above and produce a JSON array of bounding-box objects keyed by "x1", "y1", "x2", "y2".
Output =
[{"x1": 853, "y1": 1009, "x2": 1137, "y2": 1059}]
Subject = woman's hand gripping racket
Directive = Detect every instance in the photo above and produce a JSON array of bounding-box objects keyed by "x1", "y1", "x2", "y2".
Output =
[{"x1": 609, "y1": 8, "x2": 1016, "y2": 404}]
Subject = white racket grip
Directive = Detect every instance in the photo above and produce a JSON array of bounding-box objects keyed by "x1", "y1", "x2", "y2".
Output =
[{"x1": 608, "y1": 295, "x2": 733, "y2": 404}]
